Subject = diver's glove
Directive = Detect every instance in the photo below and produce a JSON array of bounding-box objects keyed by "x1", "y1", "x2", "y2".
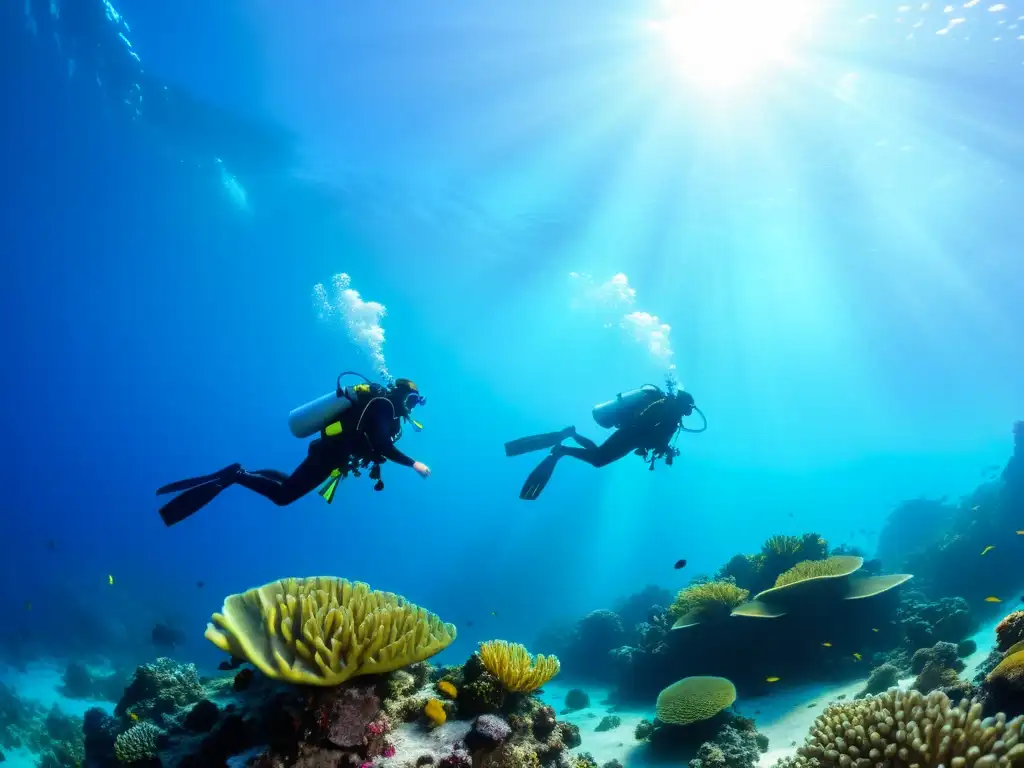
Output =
[{"x1": 413, "y1": 461, "x2": 431, "y2": 478}]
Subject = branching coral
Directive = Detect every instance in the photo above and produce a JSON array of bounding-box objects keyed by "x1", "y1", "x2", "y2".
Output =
[
  {"x1": 477, "y1": 641, "x2": 560, "y2": 693},
  {"x1": 204, "y1": 576, "x2": 456, "y2": 686},
  {"x1": 784, "y1": 688, "x2": 1024, "y2": 768},
  {"x1": 655, "y1": 677, "x2": 737, "y2": 726},
  {"x1": 669, "y1": 581, "x2": 749, "y2": 629}
]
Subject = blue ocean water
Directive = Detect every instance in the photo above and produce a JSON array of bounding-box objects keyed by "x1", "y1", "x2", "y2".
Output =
[{"x1": 3, "y1": 1, "x2": 1024, "y2": 766}]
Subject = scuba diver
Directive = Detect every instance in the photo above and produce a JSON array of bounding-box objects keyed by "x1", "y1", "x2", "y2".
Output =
[
  {"x1": 157, "y1": 374, "x2": 430, "y2": 526},
  {"x1": 505, "y1": 380, "x2": 705, "y2": 501}
]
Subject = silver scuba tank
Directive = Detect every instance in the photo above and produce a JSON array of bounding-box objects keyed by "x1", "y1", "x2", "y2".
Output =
[
  {"x1": 592, "y1": 385, "x2": 663, "y2": 430},
  {"x1": 287, "y1": 386, "x2": 359, "y2": 438}
]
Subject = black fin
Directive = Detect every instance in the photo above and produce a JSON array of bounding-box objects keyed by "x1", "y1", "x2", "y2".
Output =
[
  {"x1": 519, "y1": 454, "x2": 561, "y2": 501},
  {"x1": 156, "y1": 464, "x2": 241, "y2": 495},
  {"x1": 159, "y1": 480, "x2": 232, "y2": 527},
  {"x1": 504, "y1": 429, "x2": 572, "y2": 458}
]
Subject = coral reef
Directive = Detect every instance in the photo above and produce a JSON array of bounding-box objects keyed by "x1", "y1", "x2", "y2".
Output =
[
  {"x1": 594, "y1": 716, "x2": 620, "y2": 732},
  {"x1": 998, "y1": 612, "x2": 1024, "y2": 651},
  {"x1": 897, "y1": 592, "x2": 975, "y2": 648},
  {"x1": 205, "y1": 576, "x2": 457, "y2": 686},
  {"x1": 780, "y1": 688, "x2": 1024, "y2": 768},
  {"x1": 115, "y1": 658, "x2": 206, "y2": 726}
]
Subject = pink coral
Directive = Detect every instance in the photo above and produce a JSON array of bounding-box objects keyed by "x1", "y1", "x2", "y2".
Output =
[{"x1": 382, "y1": 744, "x2": 396, "y2": 758}]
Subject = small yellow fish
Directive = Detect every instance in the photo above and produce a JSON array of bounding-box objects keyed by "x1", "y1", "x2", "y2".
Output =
[
  {"x1": 822, "y1": 642, "x2": 832, "y2": 647},
  {"x1": 1017, "y1": 531, "x2": 1024, "y2": 535},
  {"x1": 108, "y1": 574, "x2": 114, "y2": 585},
  {"x1": 986, "y1": 596, "x2": 1002, "y2": 603},
  {"x1": 765, "y1": 676, "x2": 781, "y2": 683},
  {"x1": 872, "y1": 628, "x2": 879, "y2": 633},
  {"x1": 853, "y1": 653, "x2": 862, "y2": 661},
  {"x1": 981, "y1": 545, "x2": 995, "y2": 556},
  {"x1": 129, "y1": 712, "x2": 139, "y2": 722}
]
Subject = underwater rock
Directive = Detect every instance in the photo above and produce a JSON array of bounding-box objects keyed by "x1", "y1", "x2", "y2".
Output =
[
  {"x1": 465, "y1": 714, "x2": 511, "y2": 751},
  {"x1": 634, "y1": 720, "x2": 655, "y2": 741},
  {"x1": 562, "y1": 689, "x2": 590, "y2": 713},
  {"x1": 531, "y1": 705, "x2": 557, "y2": 740},
  {"x1": 558, "y1": 721, "x2": 581, "y2": 749},
  {"x1": 182, "y1": 700, "x2": 219, "y2": 733},
  {"x1": 600, "y1": 760, "x2": 622, "y2": 768},
  {"x1": 957, "y1": 639, "x2": 978, "y2": 657},
  {"x1": 595, "y1": 715, "x2": 620, "y2": 732},
  {"x1": 558, "y1": 610, "x2": 626, "y2": 683},
  {"x1": 913, "y1": 659, "x2": 969, "y2": 696},
  {"x1": 59, "y1": 662, "x2": 125, "y2": 703},
  {"x1": 997, "y1": 611, "x2": 1024, "y2": 651},
  {"x1": 856, "y1": 664, "x2": 899, "y2": 699},
  {"x1": 614, "y1": 586, "x2": 672, "y2": 630},
  {"x1": 321, "y1": 684, "x2": 382, "y2": 749},
  {"x1": 910, "y1": 642, "x2": 964, "y2": 675},
  {"x1": 647, "y1": 711, "x2": 767, "y2": 766},
  {"x1": 116, "y1": 658, "x2": 205, "y2": 725},
  {"x1": 82, "y1": 708, "x2": 118, "y2": 768}
]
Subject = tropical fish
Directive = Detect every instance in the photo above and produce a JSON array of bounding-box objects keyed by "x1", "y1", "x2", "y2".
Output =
[
  {"x1": 129, "y1": 712, "x2": 139, "y2": 722},
  {"x1": 765, "y1": 677, "x2": 780, "y2": 683},
  {"x1": 986, "y1": 596, "x2": 1002, "y2": 603},
  {"x1": 822, "y1": 642, "x2": 832, "y2": 647},
  {"x1": 674, "y1": 559, "x2": 687, "y2": 569},
  {"x1": 1017, "y1": 531, "x2": 1024, "y2": 535},
  {"x1": 108, "y1": 574, "x2": 114, "y2": 585},
  {"x1": 981, "y1": 545, "x2": 995, "y2": 556},
  {"x1": 872, "y1": 628, "x2": 879, "y2": 633},
  {"x1": 853, "y1": 653, "x2": 862, "y2": 661}
]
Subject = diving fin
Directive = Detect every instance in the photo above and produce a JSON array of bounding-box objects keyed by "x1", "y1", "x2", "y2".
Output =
[
  {"x1": 505, "y1": 428, "x2": 573, "y2": 457},
  {"x1": 156, "y1": 464, "x2": 241, "y2": 495},
  {"x1": 158, "y1": 470, "x2": 238, "y2": 527},
  {"x1": 519, "y1": 454, "x2": 561, "y2": 501},
  {"x1": 318, "y1": 470, "x2": 341, "y2": 504}
]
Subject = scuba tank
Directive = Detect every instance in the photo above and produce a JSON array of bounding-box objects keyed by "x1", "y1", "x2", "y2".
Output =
[
  {"x1": 287, "y1": 371, "x2": 372, "y2": 439},
  {"x1": 592, "y1": 384, "x2": 664, "y2": 430}
]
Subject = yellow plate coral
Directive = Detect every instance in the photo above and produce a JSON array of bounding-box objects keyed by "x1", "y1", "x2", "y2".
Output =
[
  {"x1": 204, "y1": 576, "x2": 456, "y2": 686},
  {"x1": 731, "y1": 557, "x2": 912, "y2": 619}
]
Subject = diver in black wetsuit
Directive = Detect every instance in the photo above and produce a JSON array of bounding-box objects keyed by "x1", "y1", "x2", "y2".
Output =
[
  {"x1": 505, "y1": 384, "x2": 704, "y2": 501},
  {"x1": 157, "y1": 379, "x2": 430, "y2": 526}
]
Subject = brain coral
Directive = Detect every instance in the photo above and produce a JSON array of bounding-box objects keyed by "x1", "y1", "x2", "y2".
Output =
[
  {"x1": 785, "y1": 688, "x2": 1024, "y2": 768},
  {"x1": 204, "y1": 576, "x2": 456, "y2": 686},
  {"x1": 113, "y1": 722, "x2": 162, "y2": 763},
  {"x1": 655, "y1": 676, "x2": 737, "y2": 726}
]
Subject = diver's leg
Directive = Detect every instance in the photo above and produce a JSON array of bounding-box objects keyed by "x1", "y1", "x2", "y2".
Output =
[
  {"x1": 556, "y1": 428, "x2": 636, "y2": 468},
  {"x1": 234, "y1": 454, "x2": 334, "y2": 507},
  {"x1": 569, "y1": 432, "x2": 599, "y2": 451}
]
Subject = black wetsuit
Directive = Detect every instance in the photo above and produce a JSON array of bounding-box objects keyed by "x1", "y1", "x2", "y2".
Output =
[
  {"x1": 556, "y1": 396, "x2": 687, "y2": 468},
  {"x1": 235, "y1": 398, "x2": 415, "y2": 506}
]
